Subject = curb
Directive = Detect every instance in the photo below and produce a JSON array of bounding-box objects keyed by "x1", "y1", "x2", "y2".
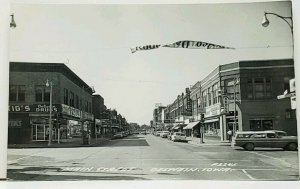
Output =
[
  {"x1": 187, "y1": 141, "x2": 231, "y2": 147},
  {"x1": 8, "y1": 139, "x2": 111, "y2": 149}
]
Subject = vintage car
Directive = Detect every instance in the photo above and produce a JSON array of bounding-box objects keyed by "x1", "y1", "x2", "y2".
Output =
[
  {"x1": 160, "y1": 131, "x2": 170, "y2": 138},
  {"x1": 171, "y1": 132, "x2": 187, "y2": 142},
  {"x1": 232, "y1": 130, "x2": 298, "y2": 151}
]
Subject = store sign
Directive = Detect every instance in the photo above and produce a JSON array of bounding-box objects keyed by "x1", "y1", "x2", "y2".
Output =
[
  {"x1": 83, "y1": 112, "x2": 94, "y2": 121},
  {"x1": 9, "y1": 104, "x2": 59, "y2": 112},
  {"x1": 205, "y1": 104, "x2": 221, "y2": 117},
  {"x1": 62, "y1": 104, "x2": 81, "y2": 118},
  {"x1": 9, "y1": 120, "x2": 22, "y2": 127}
]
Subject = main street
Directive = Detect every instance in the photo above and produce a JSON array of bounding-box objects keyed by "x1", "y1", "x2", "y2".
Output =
[{"x1": 7, "y1": 134, "x2": 299, "y2": 181}]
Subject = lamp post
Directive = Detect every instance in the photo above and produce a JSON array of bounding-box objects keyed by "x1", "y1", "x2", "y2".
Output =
[
  {"x1": 46, "y1": 80, "x2": 53, "y2": 146},
  {"x1": 10, "y1": 14, "x2": 16, "y2": 28},
  {"x1": 262, "y1": 12, "x2": 293, "y2": 35},
  {"x1": 233, "y1": 78, "x2": 239, "y2": 135}
]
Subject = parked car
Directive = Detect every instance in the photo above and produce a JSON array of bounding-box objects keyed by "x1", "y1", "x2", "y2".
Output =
[
  {"x1": 155, "y1": 131, "x2": 162, "y2": 136},
  {"x1": 160, "y1": 131, "x2": 170, "y2": 138},
  {"x1": 232, "y1": 130, "x2": 298, "y2": 151},
  {"x1": 113, "y1": 132, "x2": 123, "y2": 139},
  {"x1": 171, "y1": 132, "x2": 186, "y2": 142}
]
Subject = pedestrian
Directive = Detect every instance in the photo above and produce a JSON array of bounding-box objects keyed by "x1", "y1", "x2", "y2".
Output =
[{"x1": 227, "y1": 130, "x2": 233, "y2": 142}]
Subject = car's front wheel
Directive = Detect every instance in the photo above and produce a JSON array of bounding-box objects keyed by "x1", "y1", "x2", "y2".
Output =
[{"x1": 244, "y1": 143, "x2": 255, "y2": 151}]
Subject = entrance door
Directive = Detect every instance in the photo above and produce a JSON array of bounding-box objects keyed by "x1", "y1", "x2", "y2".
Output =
[{"x1": 32, "y1": 124, "x2": 48, "y2": 141}]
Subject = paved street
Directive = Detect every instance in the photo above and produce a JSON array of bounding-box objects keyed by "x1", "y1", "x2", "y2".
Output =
[{"x1": 7, "y1": 134, "x2": 299, "y2": 181}]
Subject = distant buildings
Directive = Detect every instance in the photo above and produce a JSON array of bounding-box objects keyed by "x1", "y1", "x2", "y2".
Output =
[
  {"x1": 8, "y1": 62, "x2": 130, "y2": 144},
  {"x1": 152, "y1": 59, "x2": 297, "y2": 141}
]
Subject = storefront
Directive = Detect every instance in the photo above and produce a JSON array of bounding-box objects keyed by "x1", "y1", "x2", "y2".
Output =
[
  {"x1": 204, "y1": 118, "x2": 220, "y2": 137},
  {"x1": 9, "y1": 103, "x2": 94, "y2": 144},
  {"x1": 183, "y1": 121, "x2": 200, "y2": 137},
  {"x1": 203, "y1": 104, "x2": 221, "y2": 137}
]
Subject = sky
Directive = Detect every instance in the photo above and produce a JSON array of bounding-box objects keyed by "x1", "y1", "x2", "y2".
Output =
[{"x1": 9, "y1": 1, "x2": 293, "y2": 125}]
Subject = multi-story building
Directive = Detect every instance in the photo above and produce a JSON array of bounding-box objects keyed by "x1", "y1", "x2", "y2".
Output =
[
  {"x1": 152, "y1": 106, "x2": 166, "y2": 131},
  {"x1": 183, "y1": 59, "x2": 296, "y2": 141},
  {"x1": 92, "y1": 94, "x2": 106, "y2": 138},
  {"x1": 9, "y1": 62, "x2": 94, "y2": 144}
]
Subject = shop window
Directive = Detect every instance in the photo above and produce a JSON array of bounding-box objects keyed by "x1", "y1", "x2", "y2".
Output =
[
  {"x1": 249, "y1": 119, "x2": 273, "y2": 131},
  {"x1": 9, "y1": 85, "x2": 26, "y2": 102}
]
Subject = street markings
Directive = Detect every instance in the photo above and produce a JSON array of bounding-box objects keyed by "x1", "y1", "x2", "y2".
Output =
[
  {"x1": 246, "y1": 151, "x2": 295, "y2": 168},
  {"x1": 242, "y1": 169, "x2": 255, "y2": 180},
  {"x1": 62, "y1": 167, "x2": 140, "y2": 172}
]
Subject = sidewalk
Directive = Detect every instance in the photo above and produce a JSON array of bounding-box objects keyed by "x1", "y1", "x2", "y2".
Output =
[
  {"x1": 187, "y1": 136, "x2": 231, "y2": 146},
  {"x1": 8, "y1": 136, "x2": 111, "y2": 149}
]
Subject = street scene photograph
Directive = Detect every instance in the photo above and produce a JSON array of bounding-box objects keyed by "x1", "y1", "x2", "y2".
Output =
[{"x1": 5, "y1": 0, "x2": 299, "y2": 181}]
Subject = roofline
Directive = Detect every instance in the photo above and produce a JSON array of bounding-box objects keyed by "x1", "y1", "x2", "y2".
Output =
[{"x1": 10, "y1": 62, "x2": 94, "y2": 94}]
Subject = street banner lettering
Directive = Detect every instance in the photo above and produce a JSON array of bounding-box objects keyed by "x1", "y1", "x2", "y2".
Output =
[
  {"x1": 163, "y1": 40, "x2": 234, "y2": 49},
  {"x1": 130, "y1": 44, "x2": 161, "y2": 53}
]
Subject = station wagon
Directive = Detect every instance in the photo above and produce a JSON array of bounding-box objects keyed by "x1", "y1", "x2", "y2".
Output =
[{"x1": 232, "y1": 130, "x2": 298, "y2": 151}]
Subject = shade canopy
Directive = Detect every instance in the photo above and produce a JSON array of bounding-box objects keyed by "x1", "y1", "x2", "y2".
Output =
[{"x1": 183, "y1": 121, "x2": 200, "y2": 130}]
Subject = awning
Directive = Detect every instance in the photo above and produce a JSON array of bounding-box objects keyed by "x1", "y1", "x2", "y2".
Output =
[
  {"x1": 204, "y1": 118, "x2": 219, "y2": 124},
  {"x1": 171, "y1": 126, "x2": 180, "y2": 130},
  {"x1": 183, "y1": 121, "x2": 200, "y2": 130},
  {"x1": 171, "y1": 124, "x2": 187, "y2": 130}
]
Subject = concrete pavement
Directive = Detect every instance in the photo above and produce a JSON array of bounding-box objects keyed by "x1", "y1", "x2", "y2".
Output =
[
  {"x1": 8, "y1": 137, "x2": 111, "y2": 148},
  {"x1": 7, "y1": 134, "x2": 299, "y2": 181}
]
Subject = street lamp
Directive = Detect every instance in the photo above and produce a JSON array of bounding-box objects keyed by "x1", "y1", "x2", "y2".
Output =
[
  {"x1": 10, "y1": 14, "x2": 16, "y2": 28},
  {"x1": 262, "y1": 12, "x2": 293, "y2": 35},
  {"x1": 46, "y1": 80, "x2": 53, "y2": 146}
]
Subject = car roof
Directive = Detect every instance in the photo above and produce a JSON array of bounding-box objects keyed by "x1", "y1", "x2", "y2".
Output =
[{"x1": 235, "y1": 130, "x2": 286, "y2": 134}]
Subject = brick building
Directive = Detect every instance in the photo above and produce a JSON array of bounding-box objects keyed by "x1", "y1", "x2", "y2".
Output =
[
  {"x1": 9, "y1": 62, "x2": 94, "y2": 144},
  {"x1": 163, "y1": 59, "x2": 297, "y2": 141}
]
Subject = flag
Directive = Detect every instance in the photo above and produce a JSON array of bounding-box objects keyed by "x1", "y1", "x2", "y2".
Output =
[
  {"x1": 130, "y1": 44, "x2": 161, "y2": 53},
  {"x1": 163, "y1": 40, "x2": 234, "y2": 50}
]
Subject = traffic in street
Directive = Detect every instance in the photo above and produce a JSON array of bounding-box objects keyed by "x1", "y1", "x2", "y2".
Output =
[{"x1": 7, "y1": 133, "x2": 299, "y2": 181}]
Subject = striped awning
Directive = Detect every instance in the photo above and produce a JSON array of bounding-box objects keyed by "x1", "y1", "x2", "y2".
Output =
[{"x1": 183, "y1": 121, "x2": 200, "y2": 130}]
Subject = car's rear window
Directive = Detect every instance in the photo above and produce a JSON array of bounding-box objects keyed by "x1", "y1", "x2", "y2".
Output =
[{"x1": 236, "y1": 134, "x2": 252, "y2": 138}]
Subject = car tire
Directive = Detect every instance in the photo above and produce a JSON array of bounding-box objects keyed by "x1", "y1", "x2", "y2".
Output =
[
  {"x1": 286, "y1": 143, "x2": 298, "y2": 151},
  {"x1": 244, "y1": 143, "x2": 255, "y2": 151}
]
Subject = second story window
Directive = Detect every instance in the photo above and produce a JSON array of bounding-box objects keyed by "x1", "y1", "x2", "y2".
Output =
[
  {"x1": 202, "y1": 90, "x2": 207, "y2": 108},
  {"x1": 247, "y1": 78, "x2": 272, "y2": 99},
  {"x1": 75, "y1": 95, "x2": 79, "y2": 109},
  {"x1": 64, "y1": 88, "x2": 69, "y2": 105},
  {"x1": 10, "y1": 85, "x2": 26, "y2": 102},
  {"x1": 35, "y1": 85, "x2": 50, "y2": 102},
  {"x1": 212, "y1": 83, "x2": 219, "y2": 104},
  {"x1": 69, "y1": 91, "x2": 74, "y2": 107}
]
